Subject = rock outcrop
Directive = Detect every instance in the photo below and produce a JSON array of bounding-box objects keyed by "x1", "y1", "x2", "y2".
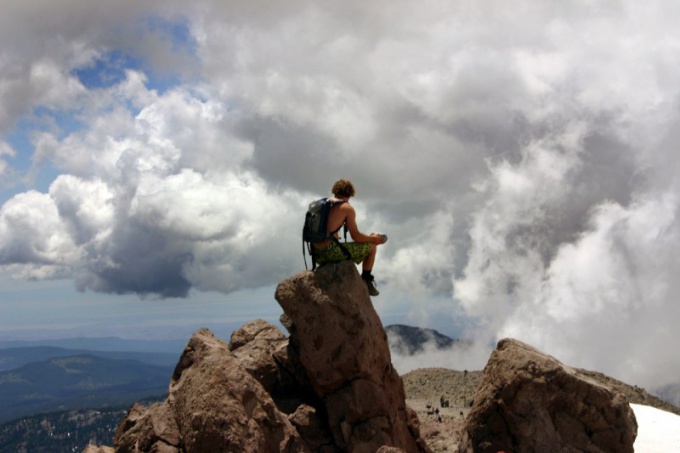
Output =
[
  {"x1": 115, "y1": 328, "x2": 307, "y2": 453},
  {"x1": 276, "y1": 261, "x2": 429, "y2": 453},
  {"x1": 110, "y1": 263, "x2": 639, "y2": 453},
  {"x1": 113, "y1": 261, "x2": 429, "y2": 453},
  {"x1": 458, "y1": 338, "x2": 638, "y2": 453}
]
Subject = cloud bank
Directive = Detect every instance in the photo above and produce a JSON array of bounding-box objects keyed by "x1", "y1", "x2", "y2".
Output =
[{"x1": 1, "y1": 0, "x2": 680, "y2": 391}]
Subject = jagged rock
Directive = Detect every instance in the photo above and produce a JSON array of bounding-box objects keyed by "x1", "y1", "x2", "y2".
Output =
[
  {"x1": 229, "y1": 318, "x2": 286, "y2": 350},
  {"x1": 289, "y1": 404, "x2": 337, "y2": 452},
  {"x1": 112, "y1": 263, "x2": 429, "y2": 453},
  {"x1": 458, "y1": 338, "x2": 638, "y2": 453},
  {"x1": 276, "y1": 261, "x2": 430, "y2": 453},
  {"x1": 229, "y1": 319, "x2": 288, "y2": 393},
  {"x1": 115, "y1": 328, "x2": 308, "y2": 453},
  {"x1": 114, "y1": 401, "x2": 180, "y2": 453},
  {"x1": 230, "y1": 319, "x2": 318, "y2": 416},
  {"x1": 82, "y1": 446, "x2": 115, "y2": 453}
]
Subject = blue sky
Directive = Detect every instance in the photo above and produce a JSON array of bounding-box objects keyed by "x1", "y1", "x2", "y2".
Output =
[
  {"x1": 1, "y1": 16, "x2": 191, "y2": 205},
  {"x1": 2, "y1": 0, "x2": 680, "y2": 389}
]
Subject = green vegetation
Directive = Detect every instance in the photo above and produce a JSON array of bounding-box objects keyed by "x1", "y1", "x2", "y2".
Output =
[
  {"x1": 0, "y1": 398, "x2": 162, "y2": 452},
  {"x1": 0, "y1": 354, "x2": 173, "y2": 423}
]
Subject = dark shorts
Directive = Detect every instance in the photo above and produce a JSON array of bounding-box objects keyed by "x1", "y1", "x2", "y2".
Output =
[{"x1": 314, "y1": 241, "x2": 371, "y2": 265}]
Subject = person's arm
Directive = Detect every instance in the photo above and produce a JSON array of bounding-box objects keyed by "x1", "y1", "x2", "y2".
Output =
[{"x1": 342, "y1": 203, "x2": 383, "y2": 244}]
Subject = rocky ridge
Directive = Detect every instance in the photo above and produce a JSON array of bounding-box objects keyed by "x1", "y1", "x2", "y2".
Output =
[
  {"x1": 403, "y1": 368, "x2": 680, "y2": 417},
  {"x1": 113, "y1": 261, "x2": 429, "y2": 452},
  {"x1": 402, "y1": 364, "x2": 680, "y2": 451},
  {"x1": 385, "y1": 325, "x2": 459, "y2": 355},
  {"x1": 107, "y1": 261, "x2": 645, "y2": 453}
]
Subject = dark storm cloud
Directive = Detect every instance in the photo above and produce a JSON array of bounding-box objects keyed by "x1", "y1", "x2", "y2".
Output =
[{"x1": 80, "y1": 219, "x2": 193, "y2": 298}]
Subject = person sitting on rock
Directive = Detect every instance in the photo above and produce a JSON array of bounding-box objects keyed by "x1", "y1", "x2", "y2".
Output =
[{"x1": 313, "y1": 178, "x2": 387, "y2": 296}]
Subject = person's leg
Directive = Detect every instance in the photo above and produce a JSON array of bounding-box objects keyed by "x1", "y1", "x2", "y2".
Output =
[
  {"x1": 345, "y1": 242, "x2": 380, "y2": 296},
  {"x1": 362, "y1": 243, "x2": 377, "y2": 272},
  {"x1": 360, "y1": 244, "x2": 379, "y2": 296}
]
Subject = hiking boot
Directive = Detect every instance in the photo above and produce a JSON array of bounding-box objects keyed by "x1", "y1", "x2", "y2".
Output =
[{"x1": 364, "y1": 278, "x2": 380, "y2": 296}]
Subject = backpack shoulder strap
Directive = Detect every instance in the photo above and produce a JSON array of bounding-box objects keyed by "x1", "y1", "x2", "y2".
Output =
[
  {"x1": 326, "y1": 199, "x2": 351, "y2": 260},
  {"x1": 328, "y1": 199, "x2": 346, "y2": 235}
]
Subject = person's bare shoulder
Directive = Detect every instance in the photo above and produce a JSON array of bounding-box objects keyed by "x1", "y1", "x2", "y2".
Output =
[{"x1": 338, "y1": 201, "x2": 355, "y2": 217}]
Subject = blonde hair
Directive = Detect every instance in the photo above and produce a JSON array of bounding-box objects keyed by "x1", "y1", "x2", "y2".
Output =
[{"x1": 332, "y1": 179, "x2": 355, "y2": 198}]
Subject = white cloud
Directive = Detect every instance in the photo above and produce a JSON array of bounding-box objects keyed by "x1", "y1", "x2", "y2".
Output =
[
  {"x1": 0, "y1": 190, "x2": 81, "y2": 279},
  {"x1": 50, "y1": 175, "x2": 115, "y2": 246},
  {"x1": 498, "y1": 194, "x2": 680, "y2": 389},
  {"x1": 391, "y1": 340, "x2": 491, "y2": 376},
  {"x1": 382, "y1": 208, "x2": 456, "y2": 296},
  {"x1": 1, "y1": 0, "x2": 680, "y2": 392}
]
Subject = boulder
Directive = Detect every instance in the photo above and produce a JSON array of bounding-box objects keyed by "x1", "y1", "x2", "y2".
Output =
[
  {"x1": 276, "y1": 261, "x2": 429, "y2": 453},
  {"x1": 115, "y1": 328, "x2": 308, "y2": 453},
  {"x1": 288, "y1": 404, "x2": 337, "y2": 452},
  {"x1": 228, "y1": 319, "x2": 288, "y2": 393},
  {"x1": 230, "y1": 319, "x2": 319, "y2": 416},
  {"x1": 458, "y1": 338, "x2": 638, "y2": 453},
  {"x1": 114, "y1": 401, "x2": 180, "y2": 453}
]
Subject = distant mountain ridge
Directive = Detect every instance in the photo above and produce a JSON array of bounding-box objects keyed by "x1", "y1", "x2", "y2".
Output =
[
  {"x1": 0, "y1": 336, "x2": 188, "y2": 354},
  {"x1": 0, "y1": 346, "x2": 179, "y2": 372},
  {"x1": 385, "y1": 324, "x2": 459, "y2": 355},
  {"x1": 0, "y1": 354, "x2": 172, "y2": 423}
]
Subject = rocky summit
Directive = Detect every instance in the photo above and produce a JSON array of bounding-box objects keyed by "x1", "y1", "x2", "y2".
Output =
[
  {"x1": 276, "y1": 261, "x2": 429, "y2": 453},
  {"x1": 108, "y1": 261, "x2": 639, "y2": 453},
  {"x1": 113, "y1": 261, "x2": 430, "y2": 453}
]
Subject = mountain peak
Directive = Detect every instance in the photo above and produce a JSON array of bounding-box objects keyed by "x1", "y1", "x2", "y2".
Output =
[
  {"x1": 385, "y1": 324, "x2": 457, "y2": 355},
  {"x1": 114, "y1": 261, "x2": 431, "y2": 452}
]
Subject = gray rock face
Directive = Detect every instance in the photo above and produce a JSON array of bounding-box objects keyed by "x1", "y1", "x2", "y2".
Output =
[
  {"x1": 458, "y1": 338, "x2": 638, "y2": 453},
  {"x1": 112, "y1": 262, "x2": 429, "y2": 453}
]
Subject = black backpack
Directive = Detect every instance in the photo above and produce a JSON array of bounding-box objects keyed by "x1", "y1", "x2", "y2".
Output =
[{"x1": 302, "y1": 198, "x2": 351, "y2": 270}]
